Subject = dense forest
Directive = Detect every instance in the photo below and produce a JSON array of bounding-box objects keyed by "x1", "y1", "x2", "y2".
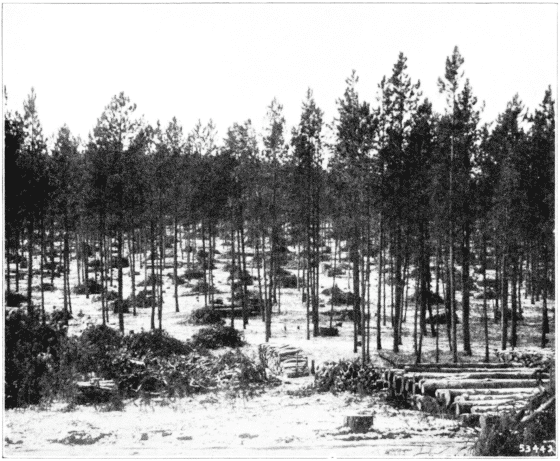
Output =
[{"x1": 5, "y1": 46, "x2": 555, "y2": 366}]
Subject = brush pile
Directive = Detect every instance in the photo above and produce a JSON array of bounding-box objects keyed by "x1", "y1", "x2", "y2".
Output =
[{"x1": 495, "y1": 348, "x2": 555, "y2": 368}]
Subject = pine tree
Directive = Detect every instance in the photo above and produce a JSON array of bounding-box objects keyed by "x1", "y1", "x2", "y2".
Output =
[
  {"x1": 379, "y1": 53, "x2": 421, "y2": 352},
  {"x1": 525, "y1": 87, "x2": 555, "y2": 347},
  {"x1": 331, "y1": 71, "x2": 376, "y2": 353},
  {"x1": 262, "y1": 99, "x2": 288, "y2": 341},
  {"x1": 4, "y1": 89, "x2": 25, "y2": 295},
  {"x1": 291, "y1": 89, "x2": 324, "y2": 337},
  {"x1": 437, "y1": 46, "x2": 465, "y2": 362},
  {"x1": 51, "y1": 126, "x2": 81, "y2": 318},
  {"x1": 21, "y1": 88, "x2": 48, "y2": 315},
  {"x1": 88, "y1": 92, "x2": 141, "y2": 332}
]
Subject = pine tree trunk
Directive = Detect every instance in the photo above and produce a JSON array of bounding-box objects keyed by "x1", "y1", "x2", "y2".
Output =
[
  {"x1": 6, "y1": 232, "x2": 11, "y2": 294},
  {"x1": 530, "y1": 249, "x2": 536, "y2": 305},
  {"x1": 158, "y1": 216, "x2": 164, "y2": 331},
  {"x1": 117, "y1": 229, "x2": 124, "y2": 333},
  {"x1": 541, "y1": 244, "x2": 549, "y2": 347},
  {"x1": 174, "y1": 215, "x2": 179, "y2": 313},
  {"x1": 15, "y1": 230, "x2": 20, "y2": 293},
  {"x1": 462, "y1": 220, "x2": 472, "y2": 355},
  {"x1": 435, "y1": 242, "x2": 441, "y2": 363},
  {"x1": 306, "y1": 216, "x2": 311, "y2": 340},
  {"x1": 27, "y1": 220, "x2": 34, "y2": 315},
  {"x1": 40, "y1": 216, "x2": 45, "y2": 322},
  {"x1": 419, "y1": 220, "x2": 427, "y2": 337},
  {"x1": 501, "y1": 252, "x2": 508, "y2": 350},
  {"x1": 449, "y1": 242, "x2": 457, "y2": 362},
  {"x1": 393, "y1": 230, "x2": 403, "y2": 354},
  {"x1": 511, "y1": 253, "x2": 518, "y2": 348},
  {"x1": 49, "y1": 221, "x2": 56, "y2": 286},
  {"x1": 360, "y1": 235, "x2": 367, "y2": 361},
  {"x1": 150, "y1": 220, "x2": 156, "y2": 330},
  {"x1": 331, "y1": 238, "x2": 338, "y2": 330},
  {"x1": 66, "y1": 231, "x2": 72, "y2": 315},
  {"x1": 201, "y1": 222, "x2": 208, "y2": 308},
  {"x1": 482, "y1": 233, "x2": 489, "y2": 362},
  {"x1": 414, "y1": 277, "x2": 420, "y2": 361},
  {"x1": 84, "y1": 233, "x2": 90, "y2": 298},
  {"x1": 377, "y1": 217, "x2": 383, "y2": 350},
  {"x1": 230, "y1": 221, "x2": 236, "y2": 328},
  {"x1": 240, "y1": 219, "x2": 249, "y2": 328},
  {"x1": 129, "y1": 230, "x2": 137, "y2": 316},
  {"x1": 390, "y1": 245, "x2": 394, "y2": 328},
  {"x1": 495, "y1": 241, "x2": 501, "y2": 320},
  {"x1": 76, "y1": 231, "x2": 81, "y2": 287},
  {"x1": 236, "y1": 228, "x2": 246, "y2": 329},
  {"x1": 383, "y1": 243, "x2": 387, "y2": 327},
  {"x1": 261, "y1": 231, "x2": 269, "y2": 334},
  {"x1": 366, "y1": 225, "x2": 372, "y2": 361},
  {"x1": 99, "y1": 228, "x2": 106, "y2": 325},
  {"x1": 255, "y1": 232, "x2": 264, "y2": 321},
  {"x1": 264, "y1": 231, "x2": 271, "y2": 342},
  {"x1": 16, "y1": 231, "x2": 23, "y2": 293},
  {"x1": 352, "y1": 228, "x2": 361, "y2": 354}
]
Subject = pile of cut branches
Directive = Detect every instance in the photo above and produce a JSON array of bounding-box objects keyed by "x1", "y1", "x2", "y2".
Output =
[{"x1": 495, "y1": 348, "x2": 555, "y2": 368}]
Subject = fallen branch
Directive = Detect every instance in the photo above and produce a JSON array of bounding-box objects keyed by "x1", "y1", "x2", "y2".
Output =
[{"x1": 378, "y1": 353, "x2": 400, "y2": 368}]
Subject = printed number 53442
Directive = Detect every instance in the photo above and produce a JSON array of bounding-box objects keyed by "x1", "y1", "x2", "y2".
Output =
[{"x1": 519, "y1": 444, "x2": 555, "y2": 454}]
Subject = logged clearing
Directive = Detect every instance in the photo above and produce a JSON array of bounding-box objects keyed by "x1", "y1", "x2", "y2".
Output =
[{"x1": 4, "y1": 237, "x2": 555, "y2": 457}]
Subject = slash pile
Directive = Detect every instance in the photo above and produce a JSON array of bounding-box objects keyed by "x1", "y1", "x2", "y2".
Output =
[{"x1": 495, "y1": 347, "x2": 555, "y2": 368}]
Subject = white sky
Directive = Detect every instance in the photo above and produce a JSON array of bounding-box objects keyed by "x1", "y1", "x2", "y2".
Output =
[{"x1": 3, "y1": 3, "x2": 557, "y2": 145}]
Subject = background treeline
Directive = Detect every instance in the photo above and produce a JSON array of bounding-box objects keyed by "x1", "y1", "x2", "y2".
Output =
[{"x1": 5, "y1": 47, "x2": 555, "y2": 364}]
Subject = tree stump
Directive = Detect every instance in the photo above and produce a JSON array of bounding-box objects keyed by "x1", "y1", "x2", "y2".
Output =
[{"x1": 344, "y1": 415, "x2": 373, "y2": 433}]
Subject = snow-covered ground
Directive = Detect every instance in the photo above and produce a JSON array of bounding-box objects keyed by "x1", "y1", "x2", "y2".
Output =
[
  {"x1": 4, "y1": 237, "x2": 554, "y2": 457},
  {"x1": 5, "y1": 388, "x2": 477, "y2": 457}
]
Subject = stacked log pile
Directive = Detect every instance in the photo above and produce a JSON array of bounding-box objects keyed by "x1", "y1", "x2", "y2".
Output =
[
  {"x1": 379, "y1": 362, "x2": 548, "y2": 421},
  {"x1": 258, "y1": 344, "x2": 309, "y2": 378},
  {"x1": 315, "y1": 360, "x2": 381, "y2": 393},
  {"x1": 75, "y1": 378, "x2": 118, "y2": 404}
]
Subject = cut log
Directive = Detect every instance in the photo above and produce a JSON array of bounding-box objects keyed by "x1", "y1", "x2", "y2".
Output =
[
  {"x1": 404, "y1": 366, "x2": 537, "y2": 374},
  {"x1": 454, "y1": 399, "x2": 527, "y2": 415},
  {"x1": 436, "y1": 387, "x2": 541, "y2": 406},
  {"x1": 406, "y1": 371, "x2": 546, "y2": 381},
  {"x1": 344, "y1": 415, "x2": 373, "y2": 433},
  {"x1": 422, "y1": 379, "x2": 547, "y2": 396},
  {"x1": 470, "y1": 404, "x2": 523, "y2": 415},
  {"x1": 406, "y1": 363, "x2": 524, "y2": 370},
  {"x1": 457, "y1": 393, "x2": 537, "y2": 402},
  {"x1": 281, "y1": 358, "x2": 308, "y2": 365}
]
